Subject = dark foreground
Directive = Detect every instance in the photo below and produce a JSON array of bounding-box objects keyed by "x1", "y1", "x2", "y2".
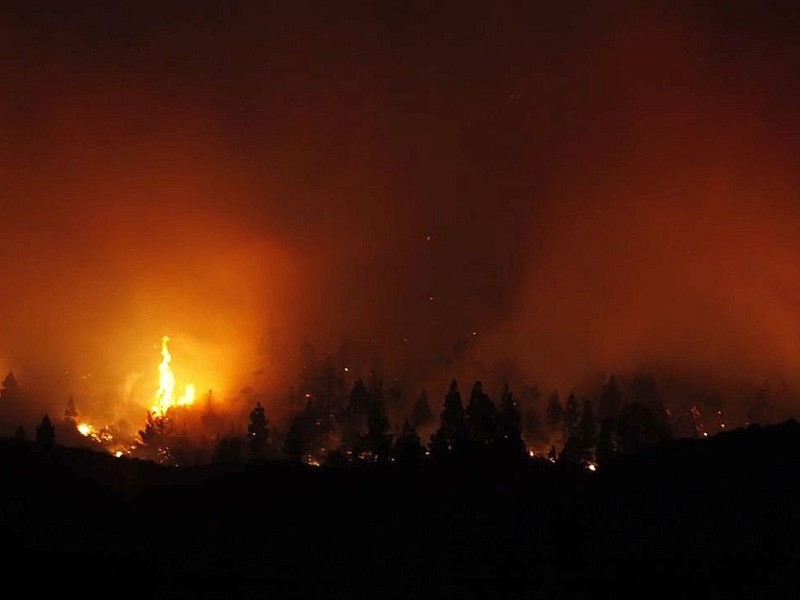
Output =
[{"x1": 3, "y1": 422, "x2": 800, "y2": 599}]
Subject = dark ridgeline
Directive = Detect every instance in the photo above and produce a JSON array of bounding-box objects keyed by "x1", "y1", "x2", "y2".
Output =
[
  {"x1": 2, "y1": 419, "x2": 800, "y2": 597},
  {"x1": 3, "y1": 369, "x2": 798, "y2": 597}
]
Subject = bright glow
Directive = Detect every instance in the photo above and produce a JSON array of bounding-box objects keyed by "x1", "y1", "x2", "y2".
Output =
[
  {"x1": 151, "y1": 336, "x2": 195, "y2": 417},
  {"x1": 115, "y1": 451, "x2": 123, "y2": 458},
  {"x1": 77, "y1": 421, "x2": 113, "y2": 444}
]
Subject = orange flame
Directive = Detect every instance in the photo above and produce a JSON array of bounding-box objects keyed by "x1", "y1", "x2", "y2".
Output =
[
  {"x1": 77, "y1": 421, "x2": 113, "y2": 444},
  {"x1": 150, "y1": 336, "x2": 195, "y2": 417}
]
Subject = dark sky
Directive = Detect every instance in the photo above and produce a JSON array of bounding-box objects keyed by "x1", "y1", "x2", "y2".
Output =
[{"x1": 2, "y1": 1, "x2": 800, "y2": 427}]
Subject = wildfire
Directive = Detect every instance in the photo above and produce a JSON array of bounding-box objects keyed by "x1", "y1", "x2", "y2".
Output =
[
  {"x1": 76, "y1": 421, "x2": 113, "y2": 444},
  {"x1": 150, "y1": 336, "x2": 196, "y2": 417}
]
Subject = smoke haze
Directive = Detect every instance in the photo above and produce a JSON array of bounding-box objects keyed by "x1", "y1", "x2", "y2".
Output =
[{"x1": 2, "y1": 2, "x2": 800, "y2": 432}]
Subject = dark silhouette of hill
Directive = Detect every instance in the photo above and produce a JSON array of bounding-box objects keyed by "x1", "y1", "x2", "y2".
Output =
[{"x1": 2, "y1": 422, "x2": 800, "y2": 598}]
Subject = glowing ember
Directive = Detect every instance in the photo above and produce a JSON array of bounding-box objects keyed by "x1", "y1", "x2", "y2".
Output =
[
  {"x1": 150, "y1": 336, "x2": 196, "y2": 417},
  {"x1": 76, "y1": 421, "x2": 113, "y2": 444}
]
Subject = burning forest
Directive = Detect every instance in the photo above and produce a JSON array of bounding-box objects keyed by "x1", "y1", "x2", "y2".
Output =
[
  {"x1": 4, "y1": 329, "x2": 793, "y2": 472},
  {"x1": 4, "y1": 2, "x2": 800, "y2": 597}
]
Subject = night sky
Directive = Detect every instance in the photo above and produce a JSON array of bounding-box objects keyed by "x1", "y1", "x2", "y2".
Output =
[{"x1": 3, "y1": 1, "x2": 800, "y2": 430}]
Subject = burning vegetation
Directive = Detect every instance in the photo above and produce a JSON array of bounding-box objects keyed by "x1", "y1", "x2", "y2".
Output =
[
  {"x1": 151, "y1": 336, "x2": 196, "y2": 418},
  {"x1": 3, "y1": 334, "x2": 792, "y2": 472}
]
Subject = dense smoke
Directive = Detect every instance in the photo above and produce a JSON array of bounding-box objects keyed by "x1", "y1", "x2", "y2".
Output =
[{"x1": 1, "y1": 2, "x2": 800, "y2": 435}]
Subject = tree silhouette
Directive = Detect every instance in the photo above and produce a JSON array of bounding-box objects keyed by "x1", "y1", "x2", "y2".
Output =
[
  {"x1": 311, "y1": 354, "x2": 344, "y2": 415},
  {"x1": 599, "y1": 375, "x2": 622, "y2": 420},
  {"x1": 362, "y1": 378, "x2": 391, "y2": 463},
  {"x1": 214, "y1": 434, "x2": 244, "y2": 464},
  {"x1": 386, "y1": 378, "x2": 403, "y2": 413},
  {"x1": 201, "y1": 389, "x2": 225, "y2": 436},
  {"x1": 522, "y1": 384, "x2": 543, "y2": 441},
  {"x1": 748, "y1": 380, "x2": 770, "y2": 425},
  {"x1": 324, "y1": 448, "x2": 347, "y2": 467},
  {"x1": 563, "y1": 392, "x2": 580, "y2": 440},
  {"x1": 561, "y1": 398, "x2": 598, "y2": 464},
  {"x1": 1, "y1": 372, "x2": 18, "y2": 403},
  {"x1": 204, "y1": 389, "x2": 214, "y2": 414},
  {"x1": 36, "y1": 414, "x2": 55, "y2": 448},
  {"x1": 393, "y1": 420, "x2": 424, "y2": 464},
  {"x1": 247, "y1": 401, "x2": 269, "y2": 455},
  {"x1": 298, "y1": 339, "x2": 316, "y2": 393},
  {"x1": 430, "y1": 380, "x2": 467, "y2": 458},
  {"x1": 283, "y1": 411, "x2": 310, "y2": 463},
  {"x1": 631, "y1": 373, "x2": 671, "y2": 439},
  {"x1": 64, "y1": 396, "x2": 78, "y2": 428},
  {"x1": 465, "y1": 381, "x2": 498, "y2": 446},
  {"x1": 341, "y1": 379, "x2": 370, "y2": 459},
  {"x1": 139, "y1": 411, "x2": 173, "y2": 446},
  {"x1": 347, "y1": 379, "x2": 370, "y2": 418},
  {"x1": 14, "y1": 425, "x2": 25, "y2": 442},
  {"x1": 595, "y1": 416, "x2": 620, "y2": 465},
  {"x1": 410, "y1": 390, "x2": 434, "y2": 430},
  {"x1": 616, "y1": 402, "x2": 669, "y2": 455},
  {"x1": 545, "y1": 390, "x2": 563, "y2": 431},
  {"x1": 577, "y1": 399, "x2": 597, "y2": 452},
  {"x1": 497, "y1": 383, "x2": 526, "y2": 458}
]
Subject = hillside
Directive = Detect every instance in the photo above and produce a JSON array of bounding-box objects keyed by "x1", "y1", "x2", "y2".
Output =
[{"x1": 3, "y1": 422, "x2": 800, "y2": 598}]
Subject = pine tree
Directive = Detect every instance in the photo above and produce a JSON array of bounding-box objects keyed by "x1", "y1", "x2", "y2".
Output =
[
  {"x1": 410, "y1": 390, "x2": 434, "y2": 430},
  {"x1": 616, "y1": 401, "x2": 668, "y2": 455},
  {"x1": 347, "y1": 379, "x2": 370, "y2": 416},
  {"x1": 201, "y1": 389, "x2": 225, "y2": 436},
  {"x1": 599, "y1": 375, "x2": 622, "y2": 420},
  {"x1": 1, "y1": 372, "x2": 18, "y2": 403},
  {"x1": 363, "y1": 381, "x2": 391, "y2": 463},
  {"x1": 631, "y1": 373, "x2": 671, "y2": 438},
  {"x1": 430, "y1": 380, "x2": 467, "y2": 458},
  {"x1": 313, "y1": 354, "x2": 343, "y2": 414},
  {"x1": 247, "y1": 401, "x2": 269, "y2": 455},
  {"x1": 595, "y1": 415, "x2": 620, "y2": 466},
  {"x1": 36, "y1": 414, "x2": 55, "y2": 448},
  {"x1": 497, "y1": 383, "x2": 526, "y2": 458},
  {"x1": 465, "y1": 381, "x2": 498, "y2": 446},
  {"x1": 748, "y1": 380, "x2": 770, "y2": 425},
  {"x1": 393, "y1": 420, "x2": 424, "y2": 464},
  {"x1": 576, "y1": 399, "x2": 597, "y2": 455},
  {"x1": 139, "y1": 411, "x2": 173, "y2": 446},
  {"x1": 214, "y1": 435, "x2": 244, "y2": 464},
  {"x1": 522, "y1": 384, "x2": 543, "y2": 440},
  {"x1": 283, "y1": 412, "x2": 310, "y2": 463},
  {"x1": 545, "y1": 390, "x2": 563, "y2": 430},
  {"x1": 561, "y1": 398, "x2": 597, "y2": 465},
  {"x1": 386, "y1": 378, "x2": 403, "y2": 412},
  {"x1": 64, "y1": 396, "x2": 78, "y2": 428},
  {"x1": 341, "y1": 380, "x2": 370, "y2": 459},
  {"x1": 563, "y1": 392, "x2": 580, "y2": 439}
]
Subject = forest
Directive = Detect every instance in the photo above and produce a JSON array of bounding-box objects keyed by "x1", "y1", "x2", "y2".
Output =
[{"x1": 0, "y1": 337, "x2": 786, "y2": 473}]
